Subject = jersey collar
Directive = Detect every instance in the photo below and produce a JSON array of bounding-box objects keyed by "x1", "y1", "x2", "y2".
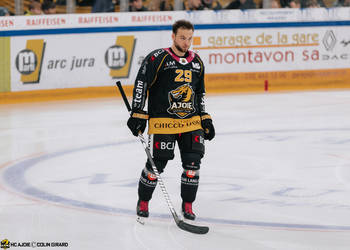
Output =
[{"x1": 164, "y1": 48, "x2": 195, "y2": 65}]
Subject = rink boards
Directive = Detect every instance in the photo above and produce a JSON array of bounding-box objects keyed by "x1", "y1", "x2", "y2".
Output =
[{"x1": 1, "y1": 9, "x2": 350, "y2": 103}]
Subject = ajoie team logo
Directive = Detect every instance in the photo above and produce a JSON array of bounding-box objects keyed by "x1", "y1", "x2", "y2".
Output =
[
  {"x1": 167, "y1": 84, "x2": 195, "y2": 118},
  {"x1": 1, "y1": 239, "x2": 9, "y2": 249}
]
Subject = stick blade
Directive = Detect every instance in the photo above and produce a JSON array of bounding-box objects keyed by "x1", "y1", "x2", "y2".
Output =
[{"x1": 177, "y1": 220, "x2": 209, "y2": 234}]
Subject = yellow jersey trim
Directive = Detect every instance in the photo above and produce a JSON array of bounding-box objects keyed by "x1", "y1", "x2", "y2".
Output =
[
  {"x1": 132, "y1": 113, "x2": 149, "y2": 119},
  {"x1": 148, "y1": 116, "x2": 202, "y2": 134},
  {"x1": 149, "y1": 54, "x2": 169, "y2": 88},
  {"x1": 201, "y1": 114, "x2": 211, "y2": 120}
]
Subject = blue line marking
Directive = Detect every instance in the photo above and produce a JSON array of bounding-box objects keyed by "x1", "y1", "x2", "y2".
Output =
[
  {"x1": 1, "y1": 21, "x2": 350, "y2": 37},
  {"x1": 3, "y1": 137, "x2": 350, "y2": 231}
]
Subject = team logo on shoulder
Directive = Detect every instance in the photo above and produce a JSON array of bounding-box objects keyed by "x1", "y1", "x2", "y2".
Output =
[{"x1": 167, "y1": 84, "x2": 195, "y2": 118}]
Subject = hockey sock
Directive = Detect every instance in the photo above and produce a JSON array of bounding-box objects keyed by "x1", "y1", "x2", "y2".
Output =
[
  {"x1": 181, "y1": 169, "x2": 199, "y2": 202},
  {"x1": 138, "y1": 167, "x2": 157, "y2": 201}
]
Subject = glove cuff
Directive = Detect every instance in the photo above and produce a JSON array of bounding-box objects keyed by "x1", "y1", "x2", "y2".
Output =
[
  {"x1": 200, "y1": 113, "x2": 212, "y2": 121},
  {"x1": 131, "y1": 112, "x2": 149, "y2": 120}
]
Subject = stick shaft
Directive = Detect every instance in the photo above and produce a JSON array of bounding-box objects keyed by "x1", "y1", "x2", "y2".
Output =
[{"x1": 116, "y1": 81, "x2": 132, "y2": 112}]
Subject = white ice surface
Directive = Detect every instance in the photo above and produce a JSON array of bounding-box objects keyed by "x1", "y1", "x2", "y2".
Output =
[{"x1": 1, "y1": 90, "x2": 350, "y2": 250}]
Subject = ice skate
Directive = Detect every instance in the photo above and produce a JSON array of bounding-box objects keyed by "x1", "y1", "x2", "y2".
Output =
[
  {"x1": 136, "y1": 200, "x2": 149, "y2": 225},
  {"x1": 182, "y1": 202, "x2": 196, "y2": 221}
]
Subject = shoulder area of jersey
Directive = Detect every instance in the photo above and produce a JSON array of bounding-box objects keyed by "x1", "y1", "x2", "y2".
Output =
[
  {"x1": 193, "y1": 51, "x2": 203, "y2": 61},
  {"x1": 148, "y1": 48, "x2": 167, "y2": 62}
]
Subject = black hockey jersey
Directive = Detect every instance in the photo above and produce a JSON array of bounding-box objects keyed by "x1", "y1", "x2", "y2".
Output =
[{"x1": 131, "y1": 48, "x2": 206, "y2": 134}]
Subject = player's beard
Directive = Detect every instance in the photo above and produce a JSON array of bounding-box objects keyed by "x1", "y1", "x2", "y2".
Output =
[{"x1": 174, "y1": 41, "x2": 188, "y2": 54}]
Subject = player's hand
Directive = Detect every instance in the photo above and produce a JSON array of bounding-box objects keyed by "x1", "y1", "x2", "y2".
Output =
[
  {"x1": 127, "y1": 111, "x2": 148, "y2": 136},
  {"x1": 201, "y1": 113, "x2": 215, "y2": 141}
]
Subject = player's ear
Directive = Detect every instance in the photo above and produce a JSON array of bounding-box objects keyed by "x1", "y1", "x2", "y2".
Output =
[{"x1": 172, "y1": 33, "x2": 175, "y2": 41}]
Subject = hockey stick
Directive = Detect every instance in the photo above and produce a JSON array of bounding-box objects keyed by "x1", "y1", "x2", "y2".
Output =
[{"x1": 116, "y1": 81, "x2": 209, "y2": 235}]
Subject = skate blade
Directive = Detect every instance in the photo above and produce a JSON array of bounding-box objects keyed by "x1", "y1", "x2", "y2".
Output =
[{"x1": 136, "y1": 216, "x2": 146, "y2": 225}]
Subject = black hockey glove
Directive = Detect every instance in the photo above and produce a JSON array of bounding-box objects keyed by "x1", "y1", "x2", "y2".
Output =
[
  {"x1": 201, "y1": 113, "x2": 215, "y2": 141},
  {"x1": 127, "y1": 111, "x2": 148, "y2": 136}
]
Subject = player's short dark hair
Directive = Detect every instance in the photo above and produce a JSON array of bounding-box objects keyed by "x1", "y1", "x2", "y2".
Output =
[{"x1": 172, "y1": 20, "x2": 194, "y2": 35}]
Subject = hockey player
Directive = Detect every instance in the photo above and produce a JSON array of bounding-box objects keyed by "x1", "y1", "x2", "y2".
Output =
[{"x1": 127, "y1": 20, "x2": 215, "y2": 221}]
